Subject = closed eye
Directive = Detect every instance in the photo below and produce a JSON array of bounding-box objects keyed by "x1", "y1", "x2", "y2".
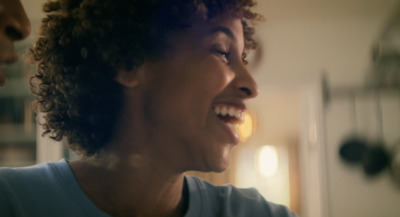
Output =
[
  {"x1": 242, "y1": 52, "x2": 248, "y2": 65},
  {"x1": 215, "y1": 50, "x2": 230, "y2": 64}
]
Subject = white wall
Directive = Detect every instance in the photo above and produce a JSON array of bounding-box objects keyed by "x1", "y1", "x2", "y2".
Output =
[
  {"x1": 20, "y1": 0, "x2": 45, "y2": 20},
  {"x1": 252, "y1": 0, "x2": 400, "y2": 87}
]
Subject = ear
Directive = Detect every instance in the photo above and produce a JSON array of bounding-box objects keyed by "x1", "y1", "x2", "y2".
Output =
[{"x1": 115, "y1": 68, "x2": 140, "y2": 88}]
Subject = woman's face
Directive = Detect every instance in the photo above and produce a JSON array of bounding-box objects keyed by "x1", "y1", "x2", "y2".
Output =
[
  {"x1": 0, "y1": 0, "x2": 31, "y2": 86},
  {"x1": 129, "y1": 12, "x2": 258, "y2": 173}
]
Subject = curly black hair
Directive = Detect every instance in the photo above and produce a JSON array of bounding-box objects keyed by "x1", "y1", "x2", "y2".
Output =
[{"x1": 29, "y1": 0, "x2": 263, "y2": 157}]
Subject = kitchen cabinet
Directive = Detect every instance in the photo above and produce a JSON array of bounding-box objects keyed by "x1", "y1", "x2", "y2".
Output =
[{"x1": 0, "y1": 41, "x2": 36, "y2": 167}]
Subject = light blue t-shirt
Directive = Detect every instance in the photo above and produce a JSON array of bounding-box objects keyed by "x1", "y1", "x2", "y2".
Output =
[{"x1": 0, "y1": 160, "x2": 298, "y2": 217}]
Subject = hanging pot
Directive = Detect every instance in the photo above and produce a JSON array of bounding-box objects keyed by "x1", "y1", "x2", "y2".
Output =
[
  {"x1": 390, "y1": 92, "x2": 400, "y2": 186},
  {"x1": 339, "y1": 93, "x2": 368, "y2": 164},
  {"x1": 339, "y1": 136, "x2": 368, "y2": 164},
  {"x1": 390, "y1": 142, "x2": 400, "y2": 186},
  {"x1": 362, "y1": 92, "x2": 390, "y2": 177},
  {"x1": 362, "y1": 142, "x2": 391, "y2": 177}
]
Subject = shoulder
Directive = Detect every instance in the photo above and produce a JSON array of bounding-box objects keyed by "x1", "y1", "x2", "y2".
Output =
[
  {"x1": 0, "y1": 160, "x2": 67, "y2": 195},
  {"x1": 0, "y1": 160, "x2": 67, "y2": 184},
  {"x1": 0, "y1": 160, "x2": 111, "y2": 217},
  {"x1": 185, "y1": 175, "x2": 298, "y2": 217},
  {"x1": 0, "y1": 160, "x2": 74, "y2": 216},
  {"x1": 0, "y1": 160, "x2": 69, "y2": 201}
]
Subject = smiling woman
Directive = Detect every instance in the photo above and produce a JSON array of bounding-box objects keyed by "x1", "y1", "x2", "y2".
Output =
[{"x1": 0, "y1": 0, "x2": 298, "y2": 217}]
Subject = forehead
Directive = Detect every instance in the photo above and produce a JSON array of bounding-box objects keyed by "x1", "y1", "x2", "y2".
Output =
[
  {"x1": 170, "y1": 13, "x2": 244, "y2": 50},
  {"x1": 195, "y1": 12, "x2": 244, "y2": 37},
  {"x1": 159, "y1": 12, "x2": 245, "y2": 57}
]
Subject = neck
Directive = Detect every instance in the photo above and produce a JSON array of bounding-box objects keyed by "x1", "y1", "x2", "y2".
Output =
[{"x1": 69, "y1": 153, "x2": 188, "y2": 217}]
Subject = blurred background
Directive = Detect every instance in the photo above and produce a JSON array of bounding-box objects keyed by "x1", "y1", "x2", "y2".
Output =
[{"x1": 1, "y1": 0, "x2": 400, "y2": 217}]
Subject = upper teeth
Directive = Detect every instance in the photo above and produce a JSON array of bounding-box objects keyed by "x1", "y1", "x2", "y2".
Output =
[{"x1": 214, "y1": 105, "x2": 244, "y2": 122}]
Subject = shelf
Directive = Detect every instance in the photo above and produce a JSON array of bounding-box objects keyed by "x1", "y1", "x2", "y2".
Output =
[
  {"x1": 0, "y1": 77, "x2": 32, "y2": 97},
  {"x1": 0, "y1": 124, "x2": 36, "y2": 143},
  {"x1": 322, "y1": 74, "x2": 400, "y2": 107},
  {"x1": 0, "y1": 39, "x2": 37, "y2": 167},
  {"x1": 0, "y1": 161, "x2": 36, "y2": 167}
]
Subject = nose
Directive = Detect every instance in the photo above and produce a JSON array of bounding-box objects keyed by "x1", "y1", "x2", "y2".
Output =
[
  {"x1": 233, "y1": 63, "x2": 259, "y2": 99},
  {"x1": 0, "y1": 0, "x2": 31, "y2": 41}
]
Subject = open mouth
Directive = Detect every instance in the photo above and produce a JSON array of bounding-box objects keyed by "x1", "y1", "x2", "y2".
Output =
[
  {"x1": 213, "y1": 104, "x2": 245, "y2": 142},
  {"x1": 213, "y1": 104, "x2": 244, "y2": 125}
]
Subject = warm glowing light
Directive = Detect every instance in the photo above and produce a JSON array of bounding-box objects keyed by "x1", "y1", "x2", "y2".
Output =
[
  {"x1": 258, "y1": 145, "x2": 279, "y2": 177},
  {"x1": 238, "y1": 112, "x2": 255, "y2": 142}
]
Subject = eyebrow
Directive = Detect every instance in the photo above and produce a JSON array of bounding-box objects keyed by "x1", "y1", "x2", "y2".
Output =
[{"x1": 207, "y1": 26, "x2": 237, "y2": 42}]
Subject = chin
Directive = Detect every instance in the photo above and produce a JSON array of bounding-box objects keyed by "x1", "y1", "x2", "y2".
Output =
[
  {"x1": 206, "y1": 158, "x2": 231, "y2": 173},
  {"x1": 211, "y1": 166, "x2": 229, "y2": 173},
  {"x1": 209, "y1": 146, "x2": 234, "y2": 172}
]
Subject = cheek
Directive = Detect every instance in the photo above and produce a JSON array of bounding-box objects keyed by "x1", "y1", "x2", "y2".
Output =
[
  {"x1": 143, "y1": 56, "x2": 234, "y2": 113},
  {"x1": 193, "y1": 58, "x2": 234, "y2": 94}
]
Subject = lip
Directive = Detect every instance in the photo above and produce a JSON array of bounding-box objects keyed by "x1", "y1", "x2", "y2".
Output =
[
  {"x1": 212, "y1": 101, "x2": 247, "y2": 145},
  {"x1": 212, "y1": 101, "x2": 247, "y2": 111},
  {"x1": 0, "y1": 48, "x2": 19, "y2": 86},
  {"x1": 220, "y1": 120, "x2": 240, "y2": 145},
  {"x1": 0, "y1": 63, "x2": 15, "y2": 86},
  {"x1": 0, "y1": 66, "x2": 5, "y2": 86},
  {"x1": 0, "y1": 47, "x2": 19, "y2": 65}
]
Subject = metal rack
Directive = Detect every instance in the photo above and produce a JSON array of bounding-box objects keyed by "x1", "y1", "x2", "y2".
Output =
[{"x1": 322, "y1": 75, "x2": 400, "y2": 108}]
